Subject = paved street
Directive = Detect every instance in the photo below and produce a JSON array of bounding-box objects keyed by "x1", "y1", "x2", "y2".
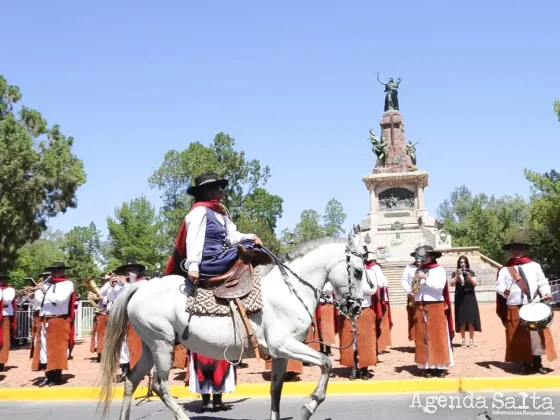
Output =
[{"x1": 1, "y1": 393, "x2": 560, "y2": 419}]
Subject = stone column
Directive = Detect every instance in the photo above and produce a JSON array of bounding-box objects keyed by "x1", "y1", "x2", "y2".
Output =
[
  {"x1": 417, "y1": 185, "x2": 425, "y2": 210},
  {"x1": 369, "y1": 185, "x2": 378, "y2": 213}
]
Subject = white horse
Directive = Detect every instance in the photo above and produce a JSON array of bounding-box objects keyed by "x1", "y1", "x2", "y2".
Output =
[{"x1": 98, "y1": 235, "x2": 366, "y2": 420}]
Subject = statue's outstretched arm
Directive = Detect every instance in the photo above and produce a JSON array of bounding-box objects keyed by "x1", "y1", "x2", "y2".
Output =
[{"x1": 376, "y1": 72, "x2": 386, "y2": 85}]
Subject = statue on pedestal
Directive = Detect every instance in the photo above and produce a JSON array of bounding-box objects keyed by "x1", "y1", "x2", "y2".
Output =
[
  {"x1": 369, "y1": 129, "x2": 387, "y2": 167},
  {"x1": 406, "y1": 141, "x2": 419, "y2": 165},
  {"x1": 376, "y1": 72, "x2": 402, "y2": 112}
]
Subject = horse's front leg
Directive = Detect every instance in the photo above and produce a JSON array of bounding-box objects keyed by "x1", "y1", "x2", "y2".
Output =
[
  {"x1": 274, "y1": 339, "x2": 332, "y2": 420},
  {"x1": 270, "y1": 358, "x2": 288, "y2": 420}
]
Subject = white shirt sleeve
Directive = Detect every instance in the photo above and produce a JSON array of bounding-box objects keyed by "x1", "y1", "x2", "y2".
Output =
[
  {"x1": 44, "y1": 281, "x2": 75, "y2": 305},
  {"x1": 402, "y1": 265, "x2": 413, "y2": 295},
  {"x1": 185, "y1": 206, "x2": 208, "y2": 273},
  {"x1": 535, "y1": 263, "x2": 551, "y2": 297},
  {"x1": 225, "y1": 217, "x2": 255, "y2": 245},
  {"x1": 496, "y1": 267, "x2": 508, "y2": 297},
  {"x1": 422, "y1": 266, "x2": 447, "y2": 293},
  {"x1": 363, "y1": 267, "x2": 379, "y2": 296}
]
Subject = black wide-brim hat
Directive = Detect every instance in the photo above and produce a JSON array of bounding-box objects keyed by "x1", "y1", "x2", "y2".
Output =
[
  {"x1": 44, "y1": 262, "x2": 72, "y2": 271},
  {"x1": 411, "y1": 245, "x2": 442, "y2": 259},
  {"x1": 502, "y1": 239, "x2": 531, "y2": 251},
  {"x1": 187, "y1": 173, "x2": 229, "y2": 196},
  {"x1": 114, "y1": 260, "x2": 147, "y2": 274}
]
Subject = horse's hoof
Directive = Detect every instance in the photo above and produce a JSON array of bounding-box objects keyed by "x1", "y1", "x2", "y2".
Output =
[
  {"x1": 270, "y1": 411, "x2": 280, "y2": 420},
  {"x1": 300, "y1": 404, "x2": 313, "y2": 420}
]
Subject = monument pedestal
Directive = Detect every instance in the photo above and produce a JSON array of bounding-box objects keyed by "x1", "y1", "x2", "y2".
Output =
[{"x1": 359, "y1": 109, "x2": 451, "y2": 262}]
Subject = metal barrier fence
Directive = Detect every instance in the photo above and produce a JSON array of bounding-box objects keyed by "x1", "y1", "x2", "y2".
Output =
[{"x1": 14, "y1": 300, "x2": 95, "y2": 343}]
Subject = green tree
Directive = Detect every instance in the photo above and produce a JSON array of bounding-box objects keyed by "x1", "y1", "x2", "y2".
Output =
[
  {"x1": 555, "y1": 100, "x2": 560, "y2": 120},
  {"x1": 64, "y1": 222, "x2": 103, "y2": 296},
  {"x1": 0, "y1": 76, "x2": 86, "y2": 269},
  {"x1": 281, "y1": 199, "x2": 347, "y2": 251},
  {"x1": 149, "y1": 132, "x2": 283, "y2": 251},
  {"x1": 524, "y1": 169, "x2": 560, "y2": 277},
  {"x1": 106, "y1": 196, "x2": 166, "y2": 273},
  {"x1": 437, "y1": 185, "x2": 529, "y2": 262},
  {"x1": 8, "y1": 230, "x2": 67, "y2": 289},
  {"x1": 322, "y1": 198, "x2": 347, "y2": 237}
]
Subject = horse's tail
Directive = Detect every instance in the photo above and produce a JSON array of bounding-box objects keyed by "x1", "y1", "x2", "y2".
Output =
[{"x1": 97, "y1": 282, "x2": 142, "y2": 417}]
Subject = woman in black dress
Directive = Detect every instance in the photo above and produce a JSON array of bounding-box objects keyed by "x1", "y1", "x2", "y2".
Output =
[{"x1": 450, "y1": 255, "x2": 481, "y2": 348}]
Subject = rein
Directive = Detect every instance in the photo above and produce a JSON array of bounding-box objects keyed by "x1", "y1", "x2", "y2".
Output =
[{"x1": 260, "y1": 244, "x2": 363, "y2": 351}]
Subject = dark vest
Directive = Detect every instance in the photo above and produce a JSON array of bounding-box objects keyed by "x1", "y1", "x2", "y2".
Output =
[{"x1": 202, "y1": 208, "x2": 227, "y2": 257}]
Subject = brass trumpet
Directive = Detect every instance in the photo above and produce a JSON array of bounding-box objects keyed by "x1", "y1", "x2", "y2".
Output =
[{"x1": 83, "y1": 274, "x2": 108, "y2": 313}]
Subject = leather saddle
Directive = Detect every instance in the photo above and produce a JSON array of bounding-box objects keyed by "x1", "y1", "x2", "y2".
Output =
[{"x1": 198, "y1": 245, "x2": 273, "y2": 300}]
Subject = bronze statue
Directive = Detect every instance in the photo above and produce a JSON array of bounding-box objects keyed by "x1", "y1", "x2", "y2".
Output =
[
  {"x1": 406, "y1": 141, "x2": 419, "y2": 165},
  {"x1": 369, "y1": 129, "x2": 387, "y2": 167},
  {"x1": 376, "y1": 72, "x2": 402, "y2": 112}
]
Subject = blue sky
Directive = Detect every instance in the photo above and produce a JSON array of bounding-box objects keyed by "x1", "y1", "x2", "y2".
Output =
[{"x1": 2, "y1": 1, "x2": 559, "y2": 240}]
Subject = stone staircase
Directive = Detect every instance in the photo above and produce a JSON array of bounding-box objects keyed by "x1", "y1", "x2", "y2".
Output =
[{"x1": 383, "y1": 263, "x2": 409, "y2": 307}]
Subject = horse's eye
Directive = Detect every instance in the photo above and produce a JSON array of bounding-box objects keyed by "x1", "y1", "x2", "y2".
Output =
[{"x1": 353, "y1": 268, "x2": 363, "y2": 278}]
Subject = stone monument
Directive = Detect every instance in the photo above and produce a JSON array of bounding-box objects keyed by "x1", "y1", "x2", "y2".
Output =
[{"x1": 359, "y1": 74, "x2": 452, "y2": 262}]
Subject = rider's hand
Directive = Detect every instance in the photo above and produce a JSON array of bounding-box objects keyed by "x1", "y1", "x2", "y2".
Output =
[
  {"x1": 188, "y1": 271, "x2": 200, "y2": 284},
  {"x1": 253, "y1": 236, "x2": 263, "y2": 247},
  {"x1": 504, "y1": 289, "x2": 510, "y2": 297}
]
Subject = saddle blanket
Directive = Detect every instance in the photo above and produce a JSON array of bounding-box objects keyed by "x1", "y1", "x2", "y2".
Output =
[{"x1": 186, "y1": 266, "x2": 264, "y2": 316}]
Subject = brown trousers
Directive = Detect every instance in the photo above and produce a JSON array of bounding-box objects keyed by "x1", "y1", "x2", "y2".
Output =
[
  {"x1": 172, "y1": 344, "x2": 190, "y2": 383},
  {"x1": 414, "y1": 302, "x2": 451, "y2": 367},
  {"x1": 339, "y1": 306, "x2": 377, "y2": 368},
  {"x1": 90, "y1": 313, "x2": 108, "y2": 353},
  {"x1": 505, "y1": 306, "x2": 557, "y2": 364},
  {"x1": 0, "y1": 316, "x2": 13, "y2": 364},
  {"x1": 318, "y1": 304, "x2": 337, "y2": 346},
  {"x1": 377, "y1": 311, "x2": 392, "y2": 352},
  {"x1": 127, "y1": 323, "x2": 143, "y2": 369},
  {"x1": 31, "y1": 316, "x2": 71, "y2": 371}
]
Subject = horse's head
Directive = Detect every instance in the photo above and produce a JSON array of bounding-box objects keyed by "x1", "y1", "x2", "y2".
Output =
[{"x1": 326, "y1": 233, "x2": 366, "y2": 319}]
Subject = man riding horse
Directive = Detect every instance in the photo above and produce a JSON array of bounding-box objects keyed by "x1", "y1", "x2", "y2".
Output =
[{"x1": 163, "y1": 172, "x2": 269, "y2": 283}]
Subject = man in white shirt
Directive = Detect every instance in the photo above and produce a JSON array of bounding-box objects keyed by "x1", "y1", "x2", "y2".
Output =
[
  {"x1": 0, "y1": 272, "x2": 16, "y2": 371},
  {"x1": 29, "y1": 262, "x2": 76, "y2": 387},
  {"x1": 408, "y1": 246, "x2": 454, "y2": 378},
  {"x1": 339, "y1": 251, "x2": 381, "y2": 380},
  {"x1": 495, "y1": 240, "x2": 557, "y2": 374}
]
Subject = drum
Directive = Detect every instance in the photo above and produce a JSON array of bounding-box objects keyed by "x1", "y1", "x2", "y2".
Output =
[{"x1": 519, "y1": 302, "x2": 554, "y2": 331}]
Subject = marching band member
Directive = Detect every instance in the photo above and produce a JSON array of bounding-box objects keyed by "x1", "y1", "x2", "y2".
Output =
[
  {"x1": 29, "y1": 262, "x2": 76, "y2": 387},
  {"x1": 0, "y1": 272, "x2": 16, "y2": 371},
  {"x1": 339, "y1": 251, "x2": 380, "y2": 380},
  {"x1": 401, "y1": 249, "x2": 420, "y2": 341},
  {"x1": 90, "y1": 273, "x2": 111, "y2": 363},
  {"x1": 108, "y1": 260, "x2": 148, "y2": 382},
  {"x1": 409, "y1": 246, "x2": 454, "y2": 378},
  {"x1": 496, "y1": 240, "x2": 557, "y2": 374}
]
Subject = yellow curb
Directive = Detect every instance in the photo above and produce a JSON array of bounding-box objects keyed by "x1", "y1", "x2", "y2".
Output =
[{"x1": 1, "y1": 377, "x2": 559, "y2": 401}]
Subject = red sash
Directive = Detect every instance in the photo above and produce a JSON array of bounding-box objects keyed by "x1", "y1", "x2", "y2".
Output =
[{"x1": 192, "y1": 352, "x2": 231, "y2": 389}]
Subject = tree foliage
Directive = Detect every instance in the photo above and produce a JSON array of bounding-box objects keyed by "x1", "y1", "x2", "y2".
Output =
[
  {"x1": 8, "y1": 230, "x2": 67, "y2": 289},
  {"x1": 64, "y1": 222, "x2": 103, "y2": 296},
  {"x1": 0, "y1": 76, "x2": 86, "y2": 269},
  {"x1": 524, "y1": 169, "x2": 560, "y2": 277},
  {"x1": 437, "y1": 185, "x2": 529, "y2": 262},
  {"x1": 106, "y1": 196, "x2": 166, "y2": 273},
  {"x1": 149, "y1": 133, "x2": 283, "y2": 252},
  {"x1": 555, "y1": 100, "x2": 560, "y2": 121},
  {"x1": 281, "y1": 199, "x2": 348, "y2": 250}
]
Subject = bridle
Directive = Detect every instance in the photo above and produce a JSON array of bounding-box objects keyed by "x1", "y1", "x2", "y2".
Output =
[{"x1": 259, "y1": 244, "x2": 365, "y2": 351}]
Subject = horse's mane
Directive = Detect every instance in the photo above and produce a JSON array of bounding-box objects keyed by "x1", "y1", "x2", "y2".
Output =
[
  {"x1": 258, "y1": 236, "x2": 348, "y2": 277},
  {"x1": 282, "y1": 236, "x2": 347, "y2": 263}
]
